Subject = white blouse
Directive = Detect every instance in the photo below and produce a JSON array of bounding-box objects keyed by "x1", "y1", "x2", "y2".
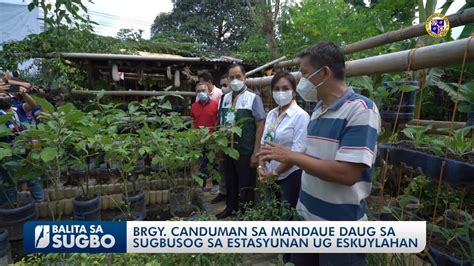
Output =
[{"x1": 260, "y1": 103, "x2": 310, "y2": 180}]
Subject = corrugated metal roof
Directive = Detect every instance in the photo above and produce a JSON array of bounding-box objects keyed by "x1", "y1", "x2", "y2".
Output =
[{"x1": 60, "y1": 52, "x2": 254, "y2": 67}]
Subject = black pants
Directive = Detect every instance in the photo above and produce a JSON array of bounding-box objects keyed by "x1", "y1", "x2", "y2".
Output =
[
  {"x1": 198, "y1": 148, "x2": 218, "y2": 186},
  {"x1": 267, "y1": 169, "x2": 302, "y2": 209},
  {"x1": 223, "y1": 154, "x2": 256, "y2": 212}
]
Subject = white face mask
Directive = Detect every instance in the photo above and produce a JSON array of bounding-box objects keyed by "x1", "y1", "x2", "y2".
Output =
[
  {"x1": 230, "y1": 79, "x2": 245, "y2": 92},
  {"x1": 272, "y1": 90, "x2": 293, "y2": 107},
  {"x1": 221, "y1": 86, "x2": 231, "y2": 94},
  {"x1": 296, "y1": 67, "x2": 327, "y2": 102}
]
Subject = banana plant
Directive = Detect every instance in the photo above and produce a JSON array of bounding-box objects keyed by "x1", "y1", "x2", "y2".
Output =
[{"x1": 414, "y1": 0, "x2": 455, "y2": 119}]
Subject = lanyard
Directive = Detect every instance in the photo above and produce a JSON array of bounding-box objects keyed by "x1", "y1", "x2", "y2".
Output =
[
  {"x1": 267, "y1": 100, "x2": 295, "y2": 133},
  {"x1": 231, "y1": 88, "x2": 247, "y2": 110},
  {"x1": 229, "y1": 88, "x2": 247, "y2": 149}
]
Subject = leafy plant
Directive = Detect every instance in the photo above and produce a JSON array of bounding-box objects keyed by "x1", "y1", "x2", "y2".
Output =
[
  {"x1": 6, "y1": 100, "x2": 89, "y2": 218},
  {"x1": 401, "y1": 124, "x2": 432, "y2": 148},
  {"x1": 428, "y1": 223, "x2": 473, "y2": 262},
  {"x1": 237, "y1": 186, "x2": 301, "y2": 221},
  {"x1": 431, "y1": 126, "x2": 474, "y2": 157}
]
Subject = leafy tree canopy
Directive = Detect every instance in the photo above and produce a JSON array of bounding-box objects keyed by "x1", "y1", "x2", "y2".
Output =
[{"x1": 151, "y1": 0, "x2": 253, "y2": 56}]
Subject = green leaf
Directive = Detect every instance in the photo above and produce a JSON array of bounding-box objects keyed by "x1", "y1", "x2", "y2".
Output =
[
  {"x1": 160, "y1": 101, "x2": 172, "y2": 110},
  {"x1": 0, "y1": 113, "x2": 13, "y2": 124},
  {"x1": 0, "y1": 148, "x2": 12, "y2": 160},
  {"x1": 59, "y1": 103, "x2": 74, "y2": 114},
  {"x1": 27, "y1": 2, "x2": 36, "y2": 11},
  {"x1": 40, "y1": 147, "x2": 57, "y2": 162},
  {"x1": 32, "y1": 95, "x2": 55, "y2": 113},
  {"x1": 230, "y1": 126, "x2": 242, "y2": 137},
  {"x1": 226, "y1": 148, "x2": 239, "y2": 160},
  {"x1": 216, "y1": 137, "x2": 228, "y2": 147},
  {"x1": 65, "y1": 111, "x2": 86, "y2": 123}
]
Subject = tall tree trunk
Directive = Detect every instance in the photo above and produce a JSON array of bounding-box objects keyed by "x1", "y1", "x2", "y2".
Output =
[{"x1": 246, "y1": 0, "x2": 281, "y2": 59}]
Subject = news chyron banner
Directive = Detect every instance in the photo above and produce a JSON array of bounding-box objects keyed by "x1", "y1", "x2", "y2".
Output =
[{"x1": 24, "y1": 221, "x2": 426, "y2": 254}]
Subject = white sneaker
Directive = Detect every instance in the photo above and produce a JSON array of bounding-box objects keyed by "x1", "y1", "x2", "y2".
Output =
[{"x1": 211, "y1": 185, "x2": 219, "y2": 195}]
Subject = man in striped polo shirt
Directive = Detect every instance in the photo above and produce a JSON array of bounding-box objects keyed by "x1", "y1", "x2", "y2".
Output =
[{"x1": 258, "y1": 41, "x2": 381, "y2": 265}]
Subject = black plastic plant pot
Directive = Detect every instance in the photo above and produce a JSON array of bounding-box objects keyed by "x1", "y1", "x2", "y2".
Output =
[
  {"x1": 0, "y1": 229, "x2": 8, "y2": 251},
  {"x1": 122, "y1": 191, "x2": 146, "y2": 220},
  {"x1": 380, "y1": 81, "x2": 418, "y2": 124},
  {"x1": 467, "y1": 102, "x2": 474, "y2": 126},
  {"x1": 378, "y1": 141, "x2": 474, "y2": 186},
  {"x1": 0, "y1": 197, "x2": 37, "y2": 241},
  {"x1": 444, "y1": 209, "x2": 473, "y2": 229},
  {"x1": 112, "y1": 212, "x2": 145, "y2": 221},
  {"x1": 368, "y1": 206, "x2": 423, "y2": 222},
  {"x1": 0, "y1": 229, "x2": 11, "y2": 264},
  {"x1": 170, "y1": 204, "x2": 200, "y2": 219},
  {"x1": 428, "y1": 246, "x2": 472, "y2": 266},
  {"x1": 169, "y1": 186, "x2": 191, "y2": 214},
  {"x1": 73, "y1": 194, "x2": 101, "y2": 221},
  {"x1": 69, "y1": 165, "x2": 87, "y2": 179}
]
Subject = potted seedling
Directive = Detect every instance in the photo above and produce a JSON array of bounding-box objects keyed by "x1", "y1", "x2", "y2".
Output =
[
  {"x1": 70, "y1": 112, "x2": 108, "y2": 221},
  {"x1": 102, "y1": 110, "x2": 146, "y2": 221},
  {"x1": 380, "y1": 76, "x2": 419, "y2": 125},
  {"x1": 457, "y1": 81, "x2": 474, "y2": 126},
  {"x1": 0, "y1": 114, "x2": 39, "y2": 241},
  {"x1": 443, "y1": 203, "x2": 473, "y2": 230},
  {"x1": 379, "y1": 125, "x2": 474, "y2": 186},
  {"x1": 427, "y1": 224, "x2": 473, "y2": 266},
  {"x1": 161, "y1": 128, "x2": 202, "y2": 217}
]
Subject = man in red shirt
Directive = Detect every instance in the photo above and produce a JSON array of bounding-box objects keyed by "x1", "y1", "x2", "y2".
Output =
[
  {"x1": 190, "y1": 83, "x2": 219, "y2": 186},
  {"x1": 190, "y1": 83, "x2": 219, "y2": 131}
]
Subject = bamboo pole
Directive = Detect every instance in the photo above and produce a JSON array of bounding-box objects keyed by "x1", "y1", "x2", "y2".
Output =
[
  {"x1": 343, "y1": 8, "x2": 474, "y2": 54},
  {"x1": 383, "y1": 120, "x2": 466, "y2": 132},
  {"x1": 246, "y1": 38, "x2": 474, "y2": 87},
  {"x1": 71, "y1": 90, "x2": 196, "y2": 97},
  {"x1": 245, "y1": 56, "x2": 287, "y2": 77},
  {"x1": 273, "y1": 7, "x2": 474, "y2": 68}
]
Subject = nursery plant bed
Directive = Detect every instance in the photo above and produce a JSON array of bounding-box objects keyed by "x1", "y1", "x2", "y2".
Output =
[
  {"x1": 380, "y1": 81, "x2": 418, "y2": 124},
  {"x1": 428, "y1": 233, "x2": 472, "y2": 266},
  {"x1": 379, "y1": 141, "x2": 474, "y2": 186}
]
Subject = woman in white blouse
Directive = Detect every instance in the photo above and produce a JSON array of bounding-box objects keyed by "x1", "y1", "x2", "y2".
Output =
[{"x1": 258, "y1": 71, "x2": 310, "y2": 209}]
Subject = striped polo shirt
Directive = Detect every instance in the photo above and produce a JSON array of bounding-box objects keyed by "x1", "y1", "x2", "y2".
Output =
[{"x1": 296, "y1": 87, "x2": 381, "y2": 221}]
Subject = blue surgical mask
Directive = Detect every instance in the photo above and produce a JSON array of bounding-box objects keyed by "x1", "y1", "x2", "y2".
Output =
[{"x1": 197, "y1": 92, "x2": 209, "y2": 102}]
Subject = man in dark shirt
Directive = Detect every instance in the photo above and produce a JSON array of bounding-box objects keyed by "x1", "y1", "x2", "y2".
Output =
[{"x1": 217, "y1": 64, "x2": 265, "y2": 219}]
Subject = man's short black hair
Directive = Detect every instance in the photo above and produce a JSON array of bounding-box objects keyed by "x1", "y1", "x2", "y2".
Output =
[
  {"x1": 298, "y1": 41, "x2": 345, "y2": 80},
  {"x1": 195, "y1": 82, "x2": 209, "y2": 90},
  {"x1": 227, "y1": 64, "x2": 246, "y2": 75},
  {"x1": 198, "y1": 71, "x2": 213, "y2": 83},
  {"x1": 220, "y1": 73, "x2": 228, "y2": 80}
]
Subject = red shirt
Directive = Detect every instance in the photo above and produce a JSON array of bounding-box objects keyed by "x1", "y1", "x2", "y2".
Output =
[{"x1": 190, "y1": 99, "x2": 219, "y2": 132}]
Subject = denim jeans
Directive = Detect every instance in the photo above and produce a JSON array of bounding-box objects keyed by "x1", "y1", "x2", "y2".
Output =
[{"x1": 0, "y1": 165, "x2": 44, "y2": 204}]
